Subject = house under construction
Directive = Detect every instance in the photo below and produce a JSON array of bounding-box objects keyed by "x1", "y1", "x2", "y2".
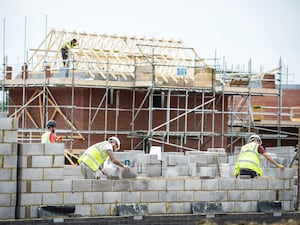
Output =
[{"x1": 1, "y1": 29, "x2": 299, "y2": 154}]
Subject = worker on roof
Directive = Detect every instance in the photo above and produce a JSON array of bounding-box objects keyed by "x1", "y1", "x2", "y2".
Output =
[
  {"x1": 41, "y1": 120, "x2": 63, "y2": 143},
  {"x1": 78, "y1": 136, "x2": 130, "y2": 179},
  {"x1": 234, "y1": 134, "x2": 285, "y2": 178},
  {"x1": 61, "y1": 38, "x2": 78, "y2": 67}
]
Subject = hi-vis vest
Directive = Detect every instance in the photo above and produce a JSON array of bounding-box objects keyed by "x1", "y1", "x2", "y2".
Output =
[
  {"x1": 234, "y1": 142, "x2": 263, "y2": 176},
  {"x1": 62, "y1": 41, "x2": 76, "y2": 50},
  {"x1": 41, "y1": 132, "x2": 51, "y2": 143},
  {"x1": 78, "y1": 141, "x2": 110, "y2": 172}
]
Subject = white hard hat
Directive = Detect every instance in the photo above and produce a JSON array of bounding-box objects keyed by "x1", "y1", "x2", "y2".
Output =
[
  {"x1": 249, "y1": 134, "x2": 262, "y2": 143},
  {"x1": 108, "y1": 136, "x2": 120, "y2": 150}
]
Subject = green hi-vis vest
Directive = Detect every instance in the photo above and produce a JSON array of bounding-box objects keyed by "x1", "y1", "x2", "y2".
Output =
[
  {"x1": 78, "y1": 141, "x2": 110, "y2": 172},
  {"x1": 234, "y1": 142, "x2": 263, "y2": 176},
  {"x1": 41, "y1": 132, "x2": 51, "y2": 143}
]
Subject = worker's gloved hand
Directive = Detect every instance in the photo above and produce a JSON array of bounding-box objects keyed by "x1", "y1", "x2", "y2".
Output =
[{"x1": 277, "y1": 164, "x2": 285, "y2": 170}]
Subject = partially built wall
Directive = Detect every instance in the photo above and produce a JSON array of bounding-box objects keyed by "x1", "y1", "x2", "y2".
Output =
[{"x1": 0, "y1": 114, "x2": 297, "y2": 220}]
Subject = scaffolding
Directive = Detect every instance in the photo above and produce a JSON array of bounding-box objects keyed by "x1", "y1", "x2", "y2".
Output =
[{"x1": 0, "y1": 29, "x2": 299, "y2": 153}]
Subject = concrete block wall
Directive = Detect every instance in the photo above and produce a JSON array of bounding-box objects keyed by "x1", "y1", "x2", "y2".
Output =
[
  {"x1": 67, "y1": 176, "x2": 295, "y2": 217},
  {"x1": 15, "y1": 143, "x2": 65, "y2": 219},
  {"x1": 0, "y1": 114, "x2": 18, "y2": 219},
  {"x1": 0, "y1": 127, "x2": 297, "y2": 219}
]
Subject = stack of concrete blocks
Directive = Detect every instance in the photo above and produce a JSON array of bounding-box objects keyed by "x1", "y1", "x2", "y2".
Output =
[
  {"x1": 266, "y1": 146, "x2": 297, "y2": 166},
  {"x1": 16, "y1": 143, "x2": 65, "y2": 218},
  {"x1": 0, "y1": 113, "x2": 18, "y2": 219},
  {"x1": 207, "y1": 148, "x2": 229, "y2": 177},
  {"x1": 161, "y1": 152, "x2": 193, "y2": 177}
]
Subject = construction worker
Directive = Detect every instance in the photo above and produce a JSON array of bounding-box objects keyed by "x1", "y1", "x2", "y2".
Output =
[
  {"x1": 78, "y1": 136, "x2": 130, "y2": 179},
  {"x1": 61, "y1": 38, "x2": 78, "y2": 66},
  {"x1": 234, "y1": 134, "x2": 285, "y2": 178},
  {"x1": 41, "y1": 120, "x2": 63, "y2": 143}
]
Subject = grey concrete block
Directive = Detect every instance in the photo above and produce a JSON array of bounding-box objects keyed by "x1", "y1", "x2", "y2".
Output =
[
  {"x1": 132, "y1": 179, "x2": 148, "y2": 191},
  {"x1": 44, "y1": 168, "x2": 64, "y2": 180},
  {"x1": 141, "y1": 191, "x2": 158, "y2": 202},
  {"x1": 92, "y1": 179, "x2": 112, "y2": 192},
  {"x1": 221, "y1": 202, "x2": 235, "y2": 213},
  {"x1": 166, "y1": 202, "x2": 191, "y2": 214},
  {"x1": 194, "y1": 191, "x2": 211, "y2": 201},
  {"x1": 235, "y1": 178, "x2": 251, "y2": 189},
  {"x1": 0, "y1": 168, "x2": 13, "y2": 180},
  {"x1": 122, "y1": 191, "x2": 140, "y2": 203},
  {"x1": 112, "y1": 180, "x2": 130, "y2": 191},
  {"x1": 148, "y1": 179, "x2": 166, "y2": 190},
  {"x1": 32, "y1": 156, "x2": 53, "y2": 167},
  {"x1": 279, "y1": 190, "x2": 294, "y2": 201},
  {"x1": 192, "y1": 202, "x2": 222, "y2": 214},
  {"x1": 218, "y1": 178, "x2": 235, "y2": 190},
  {"x1": 84, "y1": 192, "x2": 102, "y2": 204},
  {"x1": 103, "y1": 192, "x2": 122, "y2": 203},
  {"x1": 257, "y1": 201, "x2": 282, "y2": 213},
  {"x1": 0, "y1": 207, "x2": 15, "y2": 219},
  {"x1": 19, "y1": 193, "x2": 42, "y2": 205},
  {"x1": 31, "y1": 180, "x2": 51, "y2": 192},
  {"x1": 147, "y1": 203, "x2": 166, "y2": 214},
  {"x1": 53, "y1": 180, "x2": 72, "y2": 192},
  {"x1": 116, "y1": 203, "x2": 147, "y2": 216},
  {"x1": 158, "y1": 191, "x2": 177, "y2": 202},
  {"x1": 3, "y1": 130, "x2": 18, "y2": 143},
  {"x1": 92, "y1": 204, "x2": 112, "y2": 216},
  {"x1": 3, "y1": 155, "x2": 17, "y2": 168},
  {"x1": 176, "y1": 191, "x2": 193, "y2": 201},
  {"x1": 259, "y1": 190, "x2": 276, "y2": 201},
  {"x1": 44, "y1": 143, "x2": 64, "y2": 155},
  {"x1": 243, "y1": 190, "x2": 260, "y2": 201},
  {"x1": 53, "y1": 155, "x2": 65, "y2": 167},
  {"x1": 185, "y1": 179, "x2": 201, "y2": 190},
  {"x1": 0, "y1": 181, "x2": 16, "y2": 193},
  {"x1": 268, "y1": 178, "x2": 284, "y2": 189},
  {"x1": 0, "y1": 194, "x2": 11, "y2": 206},
  {"x1": 19, "y1": 143, "x2": 44, "y2": 155},
  {"x1": 167, "y1": 179, "x2": 184, "y2": 190},
  {"x1": 235, "y1": 201, "x2": 252, "y2": 212},
  {"x1": 0, "y1": 143, "x2": 14, "y2": 154},
  {"x1": 251, "y1": 178, "x2": 268, "y2": 189},
  {"x1": 0, "y1": 117, "x2": 17, "y2": 130},
  {"x1": 211, "y1": 191, "x2": 227, "y2": 201},
  {"x1": 75, "y1": 204, "x2": 91, "y2": 216},
  {"x1": 64, "y1": 192, "x2": 83, "y2": 204},
  {"x1": 42, "y1": 193, "x2": 64, "y2": 205},
  {"x1": 228, "y1": 191, "x2": 244, "y2": 201},
  {"x1": 201, "y1": 179, "x2": 218, "y2": 190},
  {"x1": 72, "y1": 179, "x2": 92, "y2": 192}
]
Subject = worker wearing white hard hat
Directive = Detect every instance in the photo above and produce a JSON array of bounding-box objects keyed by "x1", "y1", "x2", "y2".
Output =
[
  {"x1": 234, "y1": 134, "x2": 285, "y2": 178},
  {"x1": 78, "y1": 136, "x2": 130, "y2": 179}
]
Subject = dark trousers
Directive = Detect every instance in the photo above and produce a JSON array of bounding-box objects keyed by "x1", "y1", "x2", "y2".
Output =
[
  {"x1": 61, "y1": 48, "x2": 68, "y2": 66},
  {"x1": 239, "y1": 168, "x2": 258, "y2": 178}
]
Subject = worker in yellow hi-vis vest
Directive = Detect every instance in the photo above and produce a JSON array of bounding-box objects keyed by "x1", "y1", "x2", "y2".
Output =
[
  {"x1": 78, "y1": 136, "x2": 130, "y2": 179},
  {"x1": 61, "y1": 38, "x2": 78, "y2": 66},
  {"x1": 234, "y1": 134, "x2": 285, "y2": 178}
]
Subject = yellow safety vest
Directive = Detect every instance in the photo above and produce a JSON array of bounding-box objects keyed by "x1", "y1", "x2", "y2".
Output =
[
  {"x1": 78, "y1": 141, "x2": 110, "y2": 172},
  {"x1": 62, "y1": 41, "x2": 76, "y2": 50},
  {"x1": 41, "y1": 132, "x2": 51, "y2": 143},
  {"x1": 234, "y1": 142, "x2": 263, "y2": 176}
]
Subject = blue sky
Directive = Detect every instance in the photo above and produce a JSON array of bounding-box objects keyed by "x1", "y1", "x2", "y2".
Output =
[{"x1": 1, "y1": 0, "x2": 299, "y2": 83}]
